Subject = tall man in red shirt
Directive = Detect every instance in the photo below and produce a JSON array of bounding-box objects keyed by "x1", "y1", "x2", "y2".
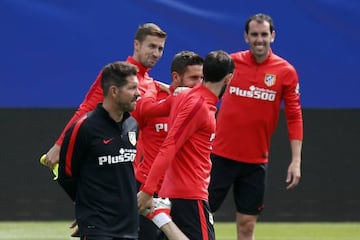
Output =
[
  {"x1": 138, "y1": 50, "x2": 235, "y2": 240},
  {"x1": 209, "y1": 13, "x2": 303, "y2": 240},
  {"x1": 44, "y1": 23, "x2": 167, "y2": 168}
]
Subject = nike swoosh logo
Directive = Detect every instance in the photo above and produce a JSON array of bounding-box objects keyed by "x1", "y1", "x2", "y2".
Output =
[{"x1": 103, "y1": 138, "x2": 113, "y2": 144}]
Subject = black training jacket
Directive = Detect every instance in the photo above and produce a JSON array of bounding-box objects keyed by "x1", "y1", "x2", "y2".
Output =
[{"x1": 58, "y1": 104, "x2": 138, "y2": 239}]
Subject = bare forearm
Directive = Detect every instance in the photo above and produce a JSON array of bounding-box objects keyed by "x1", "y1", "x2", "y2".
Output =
[
  {"x1": 286, "y1": 139, "x2": 302, "y2": 189},
  {"x1": 290, "y1": 139, "x2": 302, "y2": 164}
]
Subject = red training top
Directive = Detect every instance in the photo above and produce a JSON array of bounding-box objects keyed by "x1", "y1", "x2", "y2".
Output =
[
  {"x1": 142, "y1": 84, "x2": 218, "y2": 200},
  {"x1": 133, "y1": 83, "x2": 174, "y2": 190},
  {"x1": 212, "y1": 50, "x2": 303, "y2": 164}
]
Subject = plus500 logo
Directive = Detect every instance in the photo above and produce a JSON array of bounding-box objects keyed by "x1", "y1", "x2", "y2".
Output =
[
  {"x1": 98, "y1": 148, "x2": 136, "y2": 165},
  {"x1": 229, "y1": 86, "x2": 276, "y2": 101}
]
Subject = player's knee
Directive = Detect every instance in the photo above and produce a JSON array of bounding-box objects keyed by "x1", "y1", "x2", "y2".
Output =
[{"x1": 236, "y1": 214, "x2": 257, "y2": 234}]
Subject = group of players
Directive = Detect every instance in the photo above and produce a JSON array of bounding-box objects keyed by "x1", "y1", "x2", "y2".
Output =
[{"x1": 44, "y1": 13, "x2": 303, "y2": 240}]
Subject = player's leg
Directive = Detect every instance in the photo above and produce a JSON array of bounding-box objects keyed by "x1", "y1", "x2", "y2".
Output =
[
  {"x1": 159, "y1": 222, "x2": 189, "y2": 240},
  {"x1": 139, "y1": 215, "x2": 167, "y2": 240},
  {"x1": 137, "y1": 181, "x2": 168, "y2": 240},
  {"x1": 236, "y1": 213, "x2": 258, "y2": 240},
  {"x1": 170, "y1": 199, "x2": 215, "y2": 240},
  {"x1": 141, "y1": 197, "x2": 189, "y2": 240},
  {"x1": 208, "y1": 153, "x2": 241, "y2": 213},
  {"x1": 233, "y1": 163, "x2": 267, "y2": 240}
]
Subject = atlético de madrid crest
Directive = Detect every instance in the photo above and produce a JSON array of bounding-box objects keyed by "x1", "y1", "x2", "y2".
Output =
[
  {"x1": 128, "y1": 131, "x2": 137, "y2": 146},
  {"x1": 264, "y1": 74, "x2": 276, "y2": 87}
]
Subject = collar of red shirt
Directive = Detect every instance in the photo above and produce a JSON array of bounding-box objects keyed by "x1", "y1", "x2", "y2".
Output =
[
  {"x1": 246, "y1": 48, "x2": 273, "y2": 65},
  {"x1": 196, "y1": 84, "x2": 219, "y2": 106},
  {"x1": 126, "y1": 56, "x2": 150, "y2": 76}
]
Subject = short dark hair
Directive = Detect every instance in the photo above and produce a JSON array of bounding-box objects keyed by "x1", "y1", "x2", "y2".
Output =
[
  {"x1": 245, "y1": 13, "x2": 275, "y2": 34},
  {"x1": 170, "y1": 51, "x2": 204, "y2": 76},
  {"x1": 203, "y1": 50, "x2": 234, "y2": 83},
  {"x1": 101, "y1": 61, "x2": 138, "y2": 96},
  {"x1": 134, "y1": 23, "x2": 167, "y2": 42}
]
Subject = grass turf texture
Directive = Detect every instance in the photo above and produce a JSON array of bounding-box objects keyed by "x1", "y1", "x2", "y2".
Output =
[{"x1": 0, "y1": 221, "x2": 359, "y2": 239}]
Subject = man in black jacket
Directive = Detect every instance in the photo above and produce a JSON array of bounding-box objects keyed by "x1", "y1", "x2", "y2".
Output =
[{"x1": 58, "y1": 61, "x2": 140, "y2": 240}]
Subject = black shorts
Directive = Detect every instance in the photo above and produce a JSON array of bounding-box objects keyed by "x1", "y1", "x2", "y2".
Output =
[
  {"x1": 170, "y1": 199, "x2": 215, "y2": 240},
  {"x1": 208, "y1": 153, "x2": 268, "y2": 215}
]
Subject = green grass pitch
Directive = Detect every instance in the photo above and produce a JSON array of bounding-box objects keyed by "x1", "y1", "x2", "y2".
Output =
[{"x1": 0, "y1": 221, "x2": 359, "y2": 239}]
